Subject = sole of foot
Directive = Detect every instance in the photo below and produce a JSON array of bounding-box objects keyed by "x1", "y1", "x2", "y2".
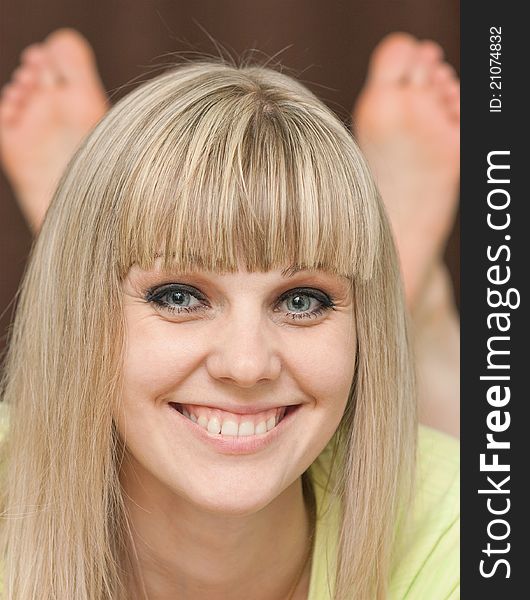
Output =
[
  {"x1": 353, "y1": 32, "x2": 460, "y2": 309},
  {"x1": 0, "y1": 28, "x2": 109, "y2": 231}
]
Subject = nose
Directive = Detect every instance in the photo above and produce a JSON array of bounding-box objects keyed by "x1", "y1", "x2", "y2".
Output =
[{"x1": 205, "y1": 310, "x2": 282, "y2": 388}]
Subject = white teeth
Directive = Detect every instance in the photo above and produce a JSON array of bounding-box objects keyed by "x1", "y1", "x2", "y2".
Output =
[
  {"x1": 238, "y1": 421, "x2": 255, "y2": 437},
  {"x1": 221, "y1": 420, "x2": 238, "y2": 436},
  {"x1": 255, "y1": 421, "x2": 267, "y2": 434},
  {"x1": 207, "y1": 417, "x2": 221, "y2": 434},
  {"x1": 178, "y1": 405, "x2": 290, "y2": 437}
]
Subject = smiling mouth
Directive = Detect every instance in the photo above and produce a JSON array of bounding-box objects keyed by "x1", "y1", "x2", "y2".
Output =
[{"x1": 169, "y1": 402, "x2": 296, "y2": 437}]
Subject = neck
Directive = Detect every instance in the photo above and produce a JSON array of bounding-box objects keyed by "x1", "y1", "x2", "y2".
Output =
[{"x1": 120, "y1": 458, "x2": 314, "y2": 600}]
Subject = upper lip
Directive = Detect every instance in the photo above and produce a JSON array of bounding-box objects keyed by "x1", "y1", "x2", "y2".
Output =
[{"x1": 170, "y1": 401, "x2": 299, "y2": 415}]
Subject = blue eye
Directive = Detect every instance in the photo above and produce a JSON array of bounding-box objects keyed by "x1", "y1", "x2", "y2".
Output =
[
  {"x1": 145, "y1": 283, "x2": 335, "y2": 321},
  {"x1": 164, "y1": 290, "x2": 193, "y2": 307},
  {"x1": 278, "y1": 288, "x2": 335, "y2": 320},
  {"x1": 286, "y1": 293, "x2": 312, "y2": 312},
  {"x1": 145, "y1": 284, "x2": 207, "y2": 314}
]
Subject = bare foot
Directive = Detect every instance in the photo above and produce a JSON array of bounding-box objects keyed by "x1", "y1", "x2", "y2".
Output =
[
  {"x1": 0, "y1": 28, "x2": 108, "y2": 232},
  {"x1": 412, "y1": 262, "x2": 460, "y2": 437},
  {"x1": 353, "y1": 32, "x2": 460, "y2": 310}
]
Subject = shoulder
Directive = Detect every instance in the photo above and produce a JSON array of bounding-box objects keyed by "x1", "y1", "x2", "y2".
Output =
[
  {"x1": 415, "y1": 425, "x2": 459, "y2": 524},
  {"x1": 389, "y1": 426, "x2": 459, "y2": 599}
]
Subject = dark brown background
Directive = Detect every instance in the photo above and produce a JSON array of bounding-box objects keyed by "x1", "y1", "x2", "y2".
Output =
[{"x1": 0, "y1": 0, "x2": 460, "y2": 357}]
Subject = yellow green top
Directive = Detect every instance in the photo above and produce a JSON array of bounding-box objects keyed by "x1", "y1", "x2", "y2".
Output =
[{"x1": 307, "y1": 425, "x2": 460, "y2": 599}]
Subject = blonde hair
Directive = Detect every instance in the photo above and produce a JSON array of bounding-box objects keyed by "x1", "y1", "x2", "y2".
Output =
[{"x1": 0, "y1": 60, "x2": 416, "y2": 599}]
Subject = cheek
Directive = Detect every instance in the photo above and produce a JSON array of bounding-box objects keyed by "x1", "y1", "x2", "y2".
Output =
[
  {"x1": 283, "y1": 321, "x2": 356, "y2": 411},
  {"x1": 122, "y1": 316, "x2": 202, "y2": 400}
]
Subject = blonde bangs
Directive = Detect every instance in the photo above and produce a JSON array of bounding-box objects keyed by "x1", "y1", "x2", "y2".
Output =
[{"x1": 110, "y1": 64, "x2": 381, "y2": 281}]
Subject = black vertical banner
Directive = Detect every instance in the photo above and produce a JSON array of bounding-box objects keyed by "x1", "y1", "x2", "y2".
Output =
[{"x1": 462, "y1": 2, "x2": 529, "y2": 597}]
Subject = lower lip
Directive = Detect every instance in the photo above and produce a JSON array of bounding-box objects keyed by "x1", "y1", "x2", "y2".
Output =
[{"x1": 167, "y1": 403, "x2": 301, "y2": 455}]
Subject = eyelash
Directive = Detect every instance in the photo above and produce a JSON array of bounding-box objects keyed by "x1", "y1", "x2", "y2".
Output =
[{"x1": 144, "y1": 284, "x2": 336, "y2": 320}]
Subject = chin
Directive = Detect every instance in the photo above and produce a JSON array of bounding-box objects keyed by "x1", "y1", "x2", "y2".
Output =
[{"x1": 178, "y1": 474, "x2": 291, "y2": 517}]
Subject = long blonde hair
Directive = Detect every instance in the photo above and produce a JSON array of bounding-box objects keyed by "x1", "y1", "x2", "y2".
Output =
[{"x1": 0, "y1": 60, "x2": 416, "y2": 599}]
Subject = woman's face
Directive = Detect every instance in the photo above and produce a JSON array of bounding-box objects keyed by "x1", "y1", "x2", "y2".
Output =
[{"x1": 118, "y1": 263, "x2": 356, "y2": 515}]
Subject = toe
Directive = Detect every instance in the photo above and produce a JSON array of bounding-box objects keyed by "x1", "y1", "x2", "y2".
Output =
[
  {"x1": 434, "y1": 63, "x2": 457, "y2": 85},
  {"x1": 13, "y1": 64, "x2": 38, "y2": 92},
  {"x1": 39, "y1": 59, "x2": 61, "y2": 88},
  {"x1": 18, "y1": 47, "x2": 57, "y2": 89},
  {"x1": 8, "y1": 70, "x2": 34, "y2": 113},
  {"x1": 409, "y1": 40, "x2": 443, "y2": 86},
  {"x1": 18, "y1": 46, "x2": 48, "y2": 93},
  {"x1": 419, "y1": 40, "x2": 444, "y2": 64},
  {"x1": 2, "y1": 82, "x2": 25, "y2": 105},
  {"x1": 45, "y1": 28, "x2": 99, "y2": 85},
  {"x1": 21, "y1": 43, "x2": 43, "y2": 63},
  {"x1": 433, "y1": 62, "x2": 460, "y2": 121},
  {"x1": 367, "y1": 32, "x2": 418, "y2": 84},
  {"x1": 27, "y1": 47, "x2": 63, "y2": 89},
  {"x1": 0, "y1": 100, "x2": 17, "y2": 125},
  {"x1": 0, "y1": 83, "x2": 23, "y2": 125}
]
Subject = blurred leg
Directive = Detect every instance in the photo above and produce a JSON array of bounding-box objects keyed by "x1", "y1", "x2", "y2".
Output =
[
  {"x1": 353, "y1": 33, "x2": 460, "y2": 437},
  {"x1": 0, "y1": 28, "x2": 108, "y2": 232}
]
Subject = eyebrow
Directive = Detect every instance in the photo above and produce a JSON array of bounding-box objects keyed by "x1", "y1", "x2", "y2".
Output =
[
  {"x1": 280, "y1": 264, "x2": 353, "y2": 281},
  {"x1": 151, "y1": 256, "x2": 351, "y2": 282},
  {"x1": 281, "y1": 265, "x2": 307, "y2": 277}
]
